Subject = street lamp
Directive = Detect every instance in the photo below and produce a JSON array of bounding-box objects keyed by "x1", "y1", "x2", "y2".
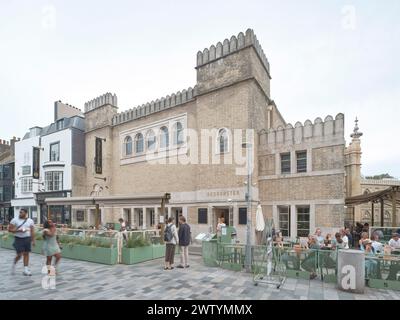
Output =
[{"x1": 242, "y1": 142, "x2": 252, "y2": 272}]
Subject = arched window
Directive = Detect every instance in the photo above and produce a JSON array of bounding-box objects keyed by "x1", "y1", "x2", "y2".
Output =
[
  {"x1": 218, "y1": 128, "x2": 229, "y2": 153},
  {"x1": 124, "y1": 136, "x2": 132, "y2": 156},
  {"x1": 135, "y1": 133, "x2": 144, "y2": 153},
  {"x1": 146, "y1": 130, "x2": 156, "y2": 151},
  {"x1": 160, "y1": 126, "x2": 169, "y2": 149},
  {"x1": 173, "y1": 122, "x2": 184, "y2": 145}
]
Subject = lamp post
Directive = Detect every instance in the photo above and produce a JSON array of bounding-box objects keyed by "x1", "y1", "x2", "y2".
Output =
[{"x1": 242, "y1": 142, "x2": 253, "y2": 272}]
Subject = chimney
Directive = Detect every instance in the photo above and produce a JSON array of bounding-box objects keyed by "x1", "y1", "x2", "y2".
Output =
[{"x1": 54, "y1": 100, "x2": 83, "y2": 121}]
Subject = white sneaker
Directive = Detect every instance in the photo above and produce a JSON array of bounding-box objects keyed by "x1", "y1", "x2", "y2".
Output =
[
  {"x1": 23, "y1": 268, "x2": 32, "y2": 276},
  {"x1": 11, "y1": 264, "x2": 16, "y2": 275}
]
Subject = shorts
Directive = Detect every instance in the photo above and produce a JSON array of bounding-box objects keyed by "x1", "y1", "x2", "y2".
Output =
[{"x1": 13, "y1": 237, "x2": 32, "y2": 254}]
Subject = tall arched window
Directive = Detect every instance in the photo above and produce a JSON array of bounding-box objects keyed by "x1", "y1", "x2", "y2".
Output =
[
  {"x1": 218, "y1": 128, "x2": 229, "y2": 153},
  {"x1": 124, "y1": 136, "x2": 133, "y2": 156},
  {"x1": 146, "y1": 130, "x2": 156, "y2": 151},
  {"x1": 135, "y1": 133, "x2": 144, "y2": 153},
  {"x1": 160, "y1": 126, "x2": 169, "y2": 149},
  {"x1": 173, "y1": 122, "x2": 184, "y2": 145}
]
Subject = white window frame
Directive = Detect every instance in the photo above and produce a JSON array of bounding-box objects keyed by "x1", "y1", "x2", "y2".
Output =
[{"x1": 216, "y1": 128, "x2": 230, "y2": 154}]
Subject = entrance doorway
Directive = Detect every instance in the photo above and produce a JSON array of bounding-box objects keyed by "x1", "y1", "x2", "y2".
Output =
[{"x1": 214, "y1": 208, "x2": 230, "y2": 231}]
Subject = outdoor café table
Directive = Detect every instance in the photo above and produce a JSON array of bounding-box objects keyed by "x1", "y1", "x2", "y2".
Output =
[{"x1": 223, "y1": 244, "x2": 245, "y2": 265}]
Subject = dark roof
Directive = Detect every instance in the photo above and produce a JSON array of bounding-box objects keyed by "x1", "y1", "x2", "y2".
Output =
[
  {"x1": 346, "y1": 186, "x2": 400, "y2": 206},
  {"x1": 22, "y1": 116, "x2": 85, "y2": 140}
]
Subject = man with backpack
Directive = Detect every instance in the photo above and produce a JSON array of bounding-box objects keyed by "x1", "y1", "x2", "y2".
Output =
[
  {"x1": 164, "y1": 217, "x2": 179, "y2": 270},
  {"x1": 177, "y1": 216, "x2": 191, "y2": 269},
  {"x1": 8, "y1": 208, "x2": 36, "y2": 276}
]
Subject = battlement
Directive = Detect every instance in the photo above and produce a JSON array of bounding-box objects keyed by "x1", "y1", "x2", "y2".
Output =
[
  {"x1": 112, "y1": 86, "x2": 197, "y2": 126},
  {"x1": 259, "y1": 113, "x2": 345, "y2": 149},
  {"x1": 84, "y1": 93, "x2": 118, "y2": 113},
  {"x1": 196, "y1": 28, "x2": 270, "y2": 76},
  {"x1": 0, "y1": 139, "x2": 10, "y2": 146}
]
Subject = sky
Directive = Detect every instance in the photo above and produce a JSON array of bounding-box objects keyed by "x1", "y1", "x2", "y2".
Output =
[{"x1": 0, "y1": 0, "x2": 399, "y2": 177}]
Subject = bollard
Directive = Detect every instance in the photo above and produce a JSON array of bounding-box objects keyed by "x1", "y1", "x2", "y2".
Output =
[{"x1": 337, "y1": 249, "x2": 365, "y2": 294}]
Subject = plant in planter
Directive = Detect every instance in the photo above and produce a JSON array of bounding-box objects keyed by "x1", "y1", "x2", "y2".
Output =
[{"x1": 122, "y1": 234, "x2": 153, "y2": 265}]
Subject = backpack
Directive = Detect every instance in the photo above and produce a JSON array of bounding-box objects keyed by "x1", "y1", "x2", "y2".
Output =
[{"x1": 164, "y1": 224, "x2": 174, "y2": 242}]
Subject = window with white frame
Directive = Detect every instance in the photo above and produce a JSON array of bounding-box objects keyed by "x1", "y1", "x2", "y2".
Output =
[
  {"x1": 173, "y1": 122, "x2": 184, "y2": 145},
  {"x1": 146, "y1": 130, "x2": 156, "y2": 151},
  {"x1": 135, "y1": 133, "x2": 144, "y2": 153},
  {"x1": 21, "y1": 177, "x2": 33, "y2": 193},
  {"x1": 278, "y1": 206, "x2": 290, "y2": 237},
  {"x1": 159, "y1": 126, "x2": 169, "y2": 149},
  {"x1": 124, "y1": 136, "x2": 133, "y2": 156},
  {"x1": 218, "y1": 128, "x2": 229, "y2": 153},
  {"x1": 280, "y1": 153, "x2": 291, "y2": 174},
  {"x1": 22, "y1": 166, "x2": 31, "y2": 175},
  {"x1": 297, "y1": 206, "x2": 310, "y2": 237},
  {"x1": 296, "y1": 150, "x2": 307, "y2": 173},
  {"x1": 50, "y1": 142, "x2": 60, "y2": 162},
  {"x1": 45, "y1": 172, "x2": 63, "y2": 191}
]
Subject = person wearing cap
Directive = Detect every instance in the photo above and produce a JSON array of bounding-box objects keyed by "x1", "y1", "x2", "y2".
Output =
[{"x1": 388, "y1": 233, "x2": 400, "y2": 251}]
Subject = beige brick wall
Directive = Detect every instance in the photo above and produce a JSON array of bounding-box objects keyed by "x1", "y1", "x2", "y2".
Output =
[
  {"x1": 259, "y1": 174, "x2": 345, "y2": 202},
  {"x1": 312, "y1": 145, "x2": 344, "y2": 171},
  {"x1": 315, "y1": 204, "x2": 343, "y2": 228}
]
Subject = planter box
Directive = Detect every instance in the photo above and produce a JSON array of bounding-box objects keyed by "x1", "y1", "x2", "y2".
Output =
[
  {"x1": 61, "y1": 244, "x2": 118, "y2": 265},
  {"x1": 122, "y1": 246, "x2": 153, "y2": 265},
  {"x1": 0, "y1": 235, "x2": 15, "y2": 250},
  {"x1": 152, "y1": 244, "x2": 165, "y2": 259},
  {"x1": 0, "y1": 235, "x2": 44, "y2": 254},
  {"x1": 368, "y1": 279, "x2": 400, "y2": 291},
  {"x1": 32, "y1": 240, "x2": 44, "y2": 255}
]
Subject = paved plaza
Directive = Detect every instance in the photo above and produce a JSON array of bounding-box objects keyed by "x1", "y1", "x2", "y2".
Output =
[{"x1": 0, "y1": 248, "x2": 399, "y2": 300}]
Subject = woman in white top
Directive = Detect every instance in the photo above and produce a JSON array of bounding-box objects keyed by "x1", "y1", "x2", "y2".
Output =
[
  {"x1": 389, "y1": 233, "x2": 400, "y2": 251},
  {"x1": 216, "y1": 217, "x2": 226, "y2": 237}
]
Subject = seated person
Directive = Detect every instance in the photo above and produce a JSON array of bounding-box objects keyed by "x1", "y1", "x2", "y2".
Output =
[
  {"x1": 359, "y1": 232, "x2": 370, "y2": 251},
  {"x1": 323, "y1": 234, "x2": 332, "y2": 249},
  {"x1": 341, "y1": 229, "x2": 350, "y2": 249},
  {"x1": 314, "y1": 228, "x2": 324, "y2": 247},
  {"x1": 301, "y1": 237, "x2": 319, "y2": 279},
  {"x1": 364, "y1": 240, "x2": 379, "y2": 278},
  {"x1": 388, "y1": 233, "x2": 400, "y2": 252},
  {"x1": 371, "y1": 233, "x2": 383, "y2": 254},
  {"x1": 332, "y1": 233, "x2": 345, "y2": 250}
]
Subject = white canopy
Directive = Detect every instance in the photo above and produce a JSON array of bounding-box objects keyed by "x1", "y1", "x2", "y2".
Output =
[{"x1": 255, "y1": 204, "x2": 265, "y2": 232}]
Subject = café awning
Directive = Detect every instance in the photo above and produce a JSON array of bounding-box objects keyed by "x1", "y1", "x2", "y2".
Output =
[{"x1": 45, "y1": 193, "x2": 171, "y2": 206}]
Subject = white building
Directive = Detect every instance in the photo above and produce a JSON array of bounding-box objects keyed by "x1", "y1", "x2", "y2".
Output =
[{"x1": 11, "y1": 102, "x2": 85, "y2": 224}]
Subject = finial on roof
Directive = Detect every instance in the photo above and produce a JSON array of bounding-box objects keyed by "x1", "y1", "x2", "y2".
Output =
[{"x1": 350, "y1": 117, "x2": 363, "y2": 139}]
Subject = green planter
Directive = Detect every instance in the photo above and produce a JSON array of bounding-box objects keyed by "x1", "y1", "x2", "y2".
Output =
[
  {"x1": 368, "y1": 279, "x2": 400, "y2": 291},
  {"x1": 152, "y1": 244, "x2": 166, "y2": 259},
  {"x1": 32, "y1": 240, "x2": 44, "y2": 255},
  {"x1": 0, "y1": 234, "x2": 15, "y2": 250},
  {"x1": 122, "y1": 246, "x2": 153, "y2": 265},
  {"x1": 61, "y1": 244, "x2": 118, "y2": 265}
]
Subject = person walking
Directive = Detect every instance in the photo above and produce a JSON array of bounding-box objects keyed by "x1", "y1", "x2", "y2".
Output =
[
  {"x1": 8, "y1": 209, "x2": 36, "y2": 276},
  {"x1": 164, "y1": 217, "x2": 179, "y2": 270},
  {"x1": 42, "y1": 220, "x2": 62, "y2": 274},
  {"x1": 177, "y1": 216, "x2": 191, "y2": 269}
]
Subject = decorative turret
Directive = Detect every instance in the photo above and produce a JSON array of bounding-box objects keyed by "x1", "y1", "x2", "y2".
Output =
[
  {"x1": 350, "y1": 117, "x2": 363, "y2": 140},
  {"x1": 345, "y1": 118, "x2": 363, "y2": 222}
]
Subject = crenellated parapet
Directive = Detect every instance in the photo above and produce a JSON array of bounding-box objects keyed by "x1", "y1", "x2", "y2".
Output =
[
  {"x1": 112, "y1": 86, "x2": 197, "y2": 126},
  {"x1": 196, "y1": 28, "x2": 270, "y2": 75},
  {"x1": 259, "y1": 113, "x2": 345, "y2": 149},
  {"x1": 84, "y1": 93, "x2": 118, "y2": 113}
]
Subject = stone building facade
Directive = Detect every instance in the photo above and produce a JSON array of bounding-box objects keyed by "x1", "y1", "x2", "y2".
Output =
[{"x1": 67, "y1": 28, "x2": 353, "y2": 241}]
